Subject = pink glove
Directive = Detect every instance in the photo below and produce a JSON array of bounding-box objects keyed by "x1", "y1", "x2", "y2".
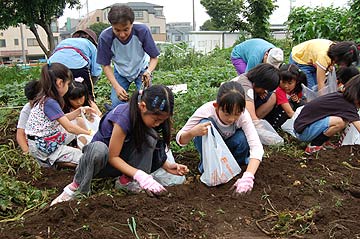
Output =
[
  {"x1": 232, "y1": 172, "x2": 255, "y2": 195},
  {"x1": 133, "y1": 170, "x2": 166, "y2": 194}
]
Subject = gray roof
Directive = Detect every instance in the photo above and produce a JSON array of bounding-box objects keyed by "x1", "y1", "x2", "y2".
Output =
[{"x1": 108, "y1": 2, "x2": 163, "y2": 14}]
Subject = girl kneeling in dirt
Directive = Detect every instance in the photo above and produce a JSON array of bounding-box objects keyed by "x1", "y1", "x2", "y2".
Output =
[
  {"x1": 294, "y1": 75, "x2": 360, "y2": 155},
  {"x1": 51, "y1": 85, "x2": 189, "y2": 206},
  {"x1": 25, "y1": 63, "x2": 95, "y2": 169},
  {"x1": 176, "y1": 81, "x2": 264, "y2": 194}
]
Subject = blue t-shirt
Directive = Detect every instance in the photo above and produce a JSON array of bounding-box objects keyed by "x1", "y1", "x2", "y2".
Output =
[
  {"x1": 44, "y1": 98, "x2": 64, "y2": 120},
  {"x1": 231, "y1": 38, "x2": 275, "y2": 72},
  {"x1": 92, "y1": 104, "x2": 131, "y2": 146},
  {"x1": 49, "y1": 38, "x2": 102, "y2": 77},
  {"x1": 97, "y1": 24, "x2": 160, "y2": 81}
]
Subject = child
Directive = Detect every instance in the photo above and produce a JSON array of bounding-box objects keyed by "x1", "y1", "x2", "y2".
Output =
[
  {"x1": 51, "y1": 85, "x2": 189, "y2": 205},
  {"x1": 294, "y1": 75, "x2": 360, "y2": 155},
  {"x1": 232, "y1": 63, "x2": 280, "y2": 120},
  {"x1": 265, "y1": 64, "x2": 307, "y2": 129},
  {"x1": 25, "y1": 63, "x2": 96, "y2": 168},
  {"x1": 16, "y1": 80, "x2": 40, "y2": 154},
  {"x1": 176, "y1": 81, "x2": 263, "y2": 195},
  {"x1": 336, "y1": 66, "x2": 359, "y2": 92},
  {"x1": 63, "y1": 79, "x2": 102, "y2": 147},
  {"x1": 97, "y1": 4, "x2": 160, "y2": 108},
  {"x1": 290, "y1": 39, "x2": 359, "y2": 91},
  {"x1": 64, "y1": 79, "x2": 102, "y2": 116},
  {"x1": 231, "y1": 38, "x2": 284, "y2": 74}
]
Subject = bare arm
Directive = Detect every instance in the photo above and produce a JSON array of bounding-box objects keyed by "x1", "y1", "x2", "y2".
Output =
[
  {"x1": 256, "y1": 93, "x2": 277, "y2": 119},
  {"x1": 316, "y1": 67, "x2": 327, "y2": 90},
  {"x1": 103, "y1": 65, "x2": 128, "y2": 101},
  {"x1": 57, "y1": 113, "x2": 91, "y2": 135},
  {"x1": 244, "y1": 158, "x2": 261, "y2": 176},
  {"x1": 352, "y1": 120, "x2": 360, "y2": 133},
  {"x1": 107, "y1": 123, "x2": 138, "y2": 177},
  {"x1": 16, "y1": 128, "x2": 28, "y2": 153},
  {"x1": 280, "y1": 102, "x2": 295, "y2": 118}
]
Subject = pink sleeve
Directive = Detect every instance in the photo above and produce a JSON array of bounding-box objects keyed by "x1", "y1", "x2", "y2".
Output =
[
  {"x1": 237, "y1": 110, "x2": 264, "y2": 161},
  {"x1": 176, "y1": 102, "x2": 214, "y2": 146}
]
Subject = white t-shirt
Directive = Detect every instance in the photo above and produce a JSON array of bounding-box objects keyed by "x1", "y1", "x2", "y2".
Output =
[{"x1": 17, "y1": 103, "x2": 31, "y2": 129}]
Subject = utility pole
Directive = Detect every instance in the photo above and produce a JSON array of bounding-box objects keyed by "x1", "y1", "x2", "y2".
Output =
[
  {"x1": 20, "y1": 24, "x2": 26, "y2": 63},
  {"x1": 192, "y1": 0, "x2": 196, "y2": 31}
]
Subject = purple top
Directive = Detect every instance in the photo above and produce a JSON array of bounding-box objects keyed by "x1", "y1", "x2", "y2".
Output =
[{"x1": 92, "y1": 103, "x2": 131, "y2": 146}]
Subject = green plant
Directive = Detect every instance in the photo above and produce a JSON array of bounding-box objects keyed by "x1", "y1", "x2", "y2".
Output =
[{"x1": 287, "y1": 6, "x2": 350, "y2": 43}]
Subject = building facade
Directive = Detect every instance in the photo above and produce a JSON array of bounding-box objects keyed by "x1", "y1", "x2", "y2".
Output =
[
  {"x1": 0, "y1": 23, "x2": 59, "y2": 64},
  {"x1": 77, "y1": 2, "x2": 166, "y2": 41}
]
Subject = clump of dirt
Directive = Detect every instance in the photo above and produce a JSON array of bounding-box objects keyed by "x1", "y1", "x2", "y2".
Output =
[{"x1": 1, "y1": 144, "x2": 360, "y2": 239}]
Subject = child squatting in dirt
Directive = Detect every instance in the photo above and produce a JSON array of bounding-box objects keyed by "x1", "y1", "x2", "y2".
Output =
[
  {"x1": 176, "y1": 81, "x2": 264, "y2": 194},
  {"x1": 51, "y1": 85, "x2": 189, "y2": 205}
]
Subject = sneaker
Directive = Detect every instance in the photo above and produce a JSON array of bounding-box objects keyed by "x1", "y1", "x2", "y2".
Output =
[
  {"x1": 115, "y1": 175, "x2": 142, "y2": 193},
  {"x1": 322, "y1": 141, "x2": 339, "y2": 149},
  {"x1": 50, "y1": 185, "x2": 76, "y2": 206},
  {"x1": 305, "y1": 144, "x2": 324, "y2": 155}
]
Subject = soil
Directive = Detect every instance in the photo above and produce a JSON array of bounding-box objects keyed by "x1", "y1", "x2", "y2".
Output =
[{"x1": 1, "y1": 130, "x2": 360, "y2": 238}]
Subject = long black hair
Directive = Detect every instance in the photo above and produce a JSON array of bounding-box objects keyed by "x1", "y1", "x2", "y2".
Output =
[
  {"x1": 35, "y1": 62, "x2": 72, "y2": 108},
  {"x1": 129, "y1": 85, "x2": 174, "y2": 151}
]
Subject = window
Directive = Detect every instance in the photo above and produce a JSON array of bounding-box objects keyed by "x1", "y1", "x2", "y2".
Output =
[
  {"x1": 134, "y1": 11, "x2": 144, "y2": 20},
  {"x1": 14, "y1": 39, "x2": 19, "y2": 46},
  {"x1": 150, "y1": 26, "x2": 160, "y2": 34},
  {"x1": 27, "y1": 38, "x2": 39, "y2": 47},
  {"x1": 0, "y1": 39, "x2": 6, "y2": 47},
  {"x1": 175, "y1": 35, "x2": 182, "y2": 41},
  {"x1": 96, "y1": 17, "x2": 100, "y2": 22},
  {"x1": 154, "y1": 9, "x2": 163, "y2": 17}
]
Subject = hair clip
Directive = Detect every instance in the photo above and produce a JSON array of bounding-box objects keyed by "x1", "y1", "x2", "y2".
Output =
[
  {"x1": 74, "y1": 77, "x2": 84, "y2": 83},
  {"x1": 47, "y1": 60, "x2": 52, "y2": 67},
  {"x1": 159, "y1": 99, "x2": 166, "y2": 111},
  {"x1": 152, "y1": 96, "x2": 159, "y2": 108}
]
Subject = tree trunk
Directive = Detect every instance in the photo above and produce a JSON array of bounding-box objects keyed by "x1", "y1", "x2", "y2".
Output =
[{"x1": 29, "y1": 23, "x2": 55, "y2": 58}]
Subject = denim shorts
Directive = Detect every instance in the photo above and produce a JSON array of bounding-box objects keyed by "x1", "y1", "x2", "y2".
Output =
[{"x1": 295, "y1": 116, "x2": 330, "y2": 142}]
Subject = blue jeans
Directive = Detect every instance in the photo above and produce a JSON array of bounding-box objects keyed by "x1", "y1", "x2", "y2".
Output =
[
  {"x1": 295, "y1": 117, "x2": 330, "y2": 142},
  {"x1": 110, "y1": 68, "x2": 144, "y2": 108},
  {"x1": 193, "y1": 119, "x2": 250, "y2": 173},
  {"x1": 289, "y1": 54, "x2": 317, "y2": 90}
]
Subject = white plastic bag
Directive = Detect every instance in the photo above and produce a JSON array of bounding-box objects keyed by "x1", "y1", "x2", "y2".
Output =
[
  {"x1": 151, "y1": 148, "x2": 186, "y2": 186},
  {"x1": 281, "y1": 106, "x2": 304, "y2": 137},
  {"x1": 253, "y1": 119, "x2": 284, "y2": 145},
  {"x1": 341, "y1": 110, "x2": 360, "y2": 145},
  {"x1": 77, "y1": 111, "x2": 101, "y2": 149},
  {"x1": 200, "y1": 123, "x2": 241, "y2": 186},
  {"x1": 341, "y1": 124, "x2": 360, "y2": 145},
  {"x1": 302, "y1": 68, "x2": 337, "y2": 102}
]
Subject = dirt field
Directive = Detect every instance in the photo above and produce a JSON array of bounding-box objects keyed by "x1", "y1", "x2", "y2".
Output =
[{"x1": 1, "y1": 139, "x2": 360, "y2": 239}]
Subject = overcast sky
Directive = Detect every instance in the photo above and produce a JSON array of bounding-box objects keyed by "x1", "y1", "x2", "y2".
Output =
[{"x1": 59, "y1": 0, "x2": 350, "y2": 30}]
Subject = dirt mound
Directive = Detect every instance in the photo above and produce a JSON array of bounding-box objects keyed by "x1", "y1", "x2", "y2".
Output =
[{"x1": 1, "y1": 146, "x2": 360, "y2": 239}]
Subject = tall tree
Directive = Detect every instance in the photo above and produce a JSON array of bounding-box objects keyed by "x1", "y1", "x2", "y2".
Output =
[
  {"x1": 200, "y1": 0, "x2": 244, "y2": 31},
  {"x1": 200, "y1": 0, "x2": 276, "y2": 39},
  {"x1": 89, "y1": 22, "x2": 111, "y2": 38},
  {"x1": 245, "y1": 0, "x2": 276, "y2": 39},
  {"x1": 0, "y1": 0, "x2": 80, "y2": 57}
]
